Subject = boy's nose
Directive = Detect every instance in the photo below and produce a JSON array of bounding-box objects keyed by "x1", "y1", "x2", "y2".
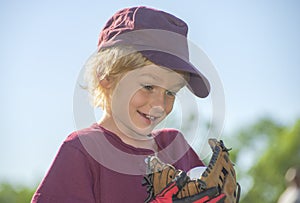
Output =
[
  {"x1": 148, "y1": 105, "x2": 165, "y2": 118},
  {"x1": 149, "y1": 90, "x2": 167, "y2": 113}
]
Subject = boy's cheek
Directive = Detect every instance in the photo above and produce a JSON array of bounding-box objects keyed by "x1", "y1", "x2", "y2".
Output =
[
  {"x1": 166, "y1": 104, "x2": 174, "y2": 115},
  {"x1": 130, "y1": 91, "x2": 147, "y2": 106},
  {"x1": 164, "y1": 99, "x2": 175, "y2": 114}
]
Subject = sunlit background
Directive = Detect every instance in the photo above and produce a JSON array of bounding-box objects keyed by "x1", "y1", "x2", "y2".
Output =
[{"x1": 1, "y1": 1, "x2": 299, "y2": 202}]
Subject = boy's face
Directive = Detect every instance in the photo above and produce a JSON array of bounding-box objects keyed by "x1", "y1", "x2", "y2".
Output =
[{"x1": 111, "y1": 64, "x2": 187, "y2": 138}]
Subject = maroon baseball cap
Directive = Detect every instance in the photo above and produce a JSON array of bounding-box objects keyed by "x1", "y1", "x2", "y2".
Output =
[{"x1": 98, "y1": 6, "x2": 210, "y2": 98}]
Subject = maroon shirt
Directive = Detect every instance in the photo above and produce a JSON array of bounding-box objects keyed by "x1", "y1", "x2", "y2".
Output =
[{"x1": 32, "y1": 124, "x2": 204, "y2": 203}]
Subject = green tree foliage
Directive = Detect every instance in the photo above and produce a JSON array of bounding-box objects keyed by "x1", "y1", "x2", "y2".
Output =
[
  {"x1": 0, "y1": 182, "x2": 35, "y2": 203},
  {"x1": 225, "y1": 118, "x2": 300, "y2": 203}
]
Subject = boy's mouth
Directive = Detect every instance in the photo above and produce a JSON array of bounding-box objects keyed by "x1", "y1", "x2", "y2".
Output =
[{"x1": 137, "y1": 110, "x2": 159, "y2": 122}]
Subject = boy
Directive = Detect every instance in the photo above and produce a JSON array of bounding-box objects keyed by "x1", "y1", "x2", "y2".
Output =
[{"x1": 32, "y1": 6, "x2": 224, "y2": 202}]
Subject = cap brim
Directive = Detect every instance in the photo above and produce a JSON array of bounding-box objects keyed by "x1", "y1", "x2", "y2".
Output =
[{"x1": 140, "y1": 50, "x2": 210, "y2": 98}]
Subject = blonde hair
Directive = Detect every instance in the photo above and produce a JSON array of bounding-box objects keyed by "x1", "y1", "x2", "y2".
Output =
[{"x1": 84, "y1": 46, "x2": 152, "y2": 110}]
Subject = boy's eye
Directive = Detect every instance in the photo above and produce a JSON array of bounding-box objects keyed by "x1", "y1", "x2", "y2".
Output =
[
  {"x1": 141, "y1": 84, "x2": 176, "y2": 97},
  {"x1": 142, "y1": 84, "x2": 154, "y2": 91},
  {"x1": 166, "y1": 90, "x2": 176, "y2": 97}
]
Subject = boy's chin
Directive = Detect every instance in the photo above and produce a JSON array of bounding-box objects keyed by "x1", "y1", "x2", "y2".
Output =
[
  {"x1": 126, "y1": 125, "x2": 157, "y2": 139},
  {"x1": 132, "y1": 127, "x2": 155, "y2": 138}
]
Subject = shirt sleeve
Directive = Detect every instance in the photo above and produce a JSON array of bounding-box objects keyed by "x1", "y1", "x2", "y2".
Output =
[{"x1": 31, "y1": 141, "x2": 96, "y2": 203}]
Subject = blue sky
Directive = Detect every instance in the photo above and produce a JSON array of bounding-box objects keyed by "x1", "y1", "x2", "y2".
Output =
[{"x1": 1, "y1": 0, "x2": 299, "y2": 187}]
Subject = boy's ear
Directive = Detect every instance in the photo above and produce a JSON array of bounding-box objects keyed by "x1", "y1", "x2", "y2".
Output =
[{"x1": 99, "y1": 77, "x2": 114, "y2": 89}]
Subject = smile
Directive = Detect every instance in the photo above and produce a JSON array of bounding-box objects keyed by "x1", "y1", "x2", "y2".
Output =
[{"x1": 137, "y1": 110, "x2": 159, "y2": 122}]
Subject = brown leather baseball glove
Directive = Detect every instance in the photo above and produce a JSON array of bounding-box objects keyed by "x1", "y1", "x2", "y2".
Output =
[{"x1": 142, "y1": 139, "x2": 241, "y2": 203}]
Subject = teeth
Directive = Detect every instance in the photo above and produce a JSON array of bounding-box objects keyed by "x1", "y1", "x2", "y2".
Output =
[{"x1": 145, "y1": 114, "x2": 155, "y2": 121}]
